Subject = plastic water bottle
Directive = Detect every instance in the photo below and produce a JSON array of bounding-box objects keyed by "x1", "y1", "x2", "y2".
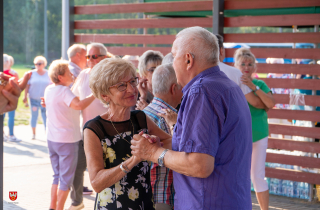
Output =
[
  {"x1": 293, "y1": 182, "x2": 299, "y2": 198},
  {"x1": 304, "y1": 183, "x2": 310, "y2": 200},
  {"x1": 281, "y1": 180, "x2": 287, "y2": 196},
  {"x1": 269, "y1": 178, "x2": 275, "y2": 195},
  {"x1": 287, "y1": 181, "x2": 294, "y2": 197}
]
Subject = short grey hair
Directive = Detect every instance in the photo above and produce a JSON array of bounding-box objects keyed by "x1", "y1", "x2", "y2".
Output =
[
  {"x1": 138, "y1": 50, "x2": 163, "y2": 77},
  {"x1": 67, "y1": 44, "x2": 86, "y2": 59},
  {"x1": 3, "y1": 54, "x2": 10, "y2": 66},
  {"x1": 87, "y1": 43, "x2": 108, "y2": 56},
  {"x1": 175, "y1": 26, "x2": 219, "y2": 65},
  {"x1": 162, "y1": 53, "x2": 174, "y2": 65},
  {"x1": 152, "y1": 64, "x2": 178, "y2": 95},
  {"x1": 89, "y1": 58, "x2": 136, "y2": 106}
]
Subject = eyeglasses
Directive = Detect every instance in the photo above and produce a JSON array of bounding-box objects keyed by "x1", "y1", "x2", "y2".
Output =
[
  {"x1": 109, "y1": 77, "x2": 139, "y2": 92},
  {"x1": 34, "y1": 63, "x2": 43, "y2": 66},
  {"x1": 85, "y1": 55, "x2": 105, "y2": 59}
]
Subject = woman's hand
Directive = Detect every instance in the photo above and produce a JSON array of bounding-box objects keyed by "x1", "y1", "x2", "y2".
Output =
[
  {"x1": 241, "y1": 75, "x2": 256, "y2": 90},
  {"x1": 158, "y1": 109, "x2": 177, "y2": 127},
  {"x1": 135, "y1": 98, "x2": 148, "y2": 111},
  {"x1": 137, "y1": 78, "x2": 148, "y2": 101}
]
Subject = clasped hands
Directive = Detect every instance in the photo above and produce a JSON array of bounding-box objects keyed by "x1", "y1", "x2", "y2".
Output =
[{"x1": 131, "y1": 131, "x2": 162, "y2": 162}]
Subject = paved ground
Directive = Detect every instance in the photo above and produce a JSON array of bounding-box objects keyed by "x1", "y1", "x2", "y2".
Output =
[{"x1": 3, "y1": 125, "x2": 320, "y2": 209}]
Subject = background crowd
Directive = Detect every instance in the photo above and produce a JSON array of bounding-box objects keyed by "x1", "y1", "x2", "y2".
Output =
[{"x1": 1, "y1": 26, "x2": 294, "y2": 210}]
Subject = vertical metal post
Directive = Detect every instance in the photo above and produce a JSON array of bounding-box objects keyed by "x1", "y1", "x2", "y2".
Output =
[
  {"x1": 308, "y1": 24, "x2": 319, "y2": 202},
  {"x1": 62, "y1": 0, "x2": 74, "y2": 60},
  {"x1": 44, "y1": 0, "x2": 48, "y2": 59},
  {"x1": 212, "y1": 0, "x2": 224, "y2": 36},
  {"x1": 0, "y1": 0, "x2": 4, "y2": 208}
]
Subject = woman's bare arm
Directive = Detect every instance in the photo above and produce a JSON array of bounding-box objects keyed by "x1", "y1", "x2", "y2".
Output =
[
  {"x1": 84, "y1": 128, "x2": 141, "y2": 193},
  {"x1": 69, "y1": 94, "x2": 95, "y2": 110}
]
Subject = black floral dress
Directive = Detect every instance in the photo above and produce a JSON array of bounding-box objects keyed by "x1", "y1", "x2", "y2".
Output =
[{"x1": 84, "y1": 110, "x2": 154, "y2": 210}]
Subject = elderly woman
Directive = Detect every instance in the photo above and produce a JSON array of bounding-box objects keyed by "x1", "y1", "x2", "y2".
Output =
[
  {"x1": 23, "y1": 55, "x2": 51, "y2": 139},
  {"x1": 45, "y1": 60, "x2": 95, "y2": 210},
  {"x1": 84, "y1": 58, "x2": 171, "y2": 210},
  {"x1": 234, "y1": 48, "x2": 275, "y2": 210},
  {"x1": 136, "y1": 50, "x2": 163, "y2": 110},
  {"x1": 3, "y1": 54, "x2": 21, "y2": 142}
]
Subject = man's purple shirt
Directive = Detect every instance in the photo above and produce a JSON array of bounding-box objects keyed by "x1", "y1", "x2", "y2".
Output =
[{"x1": 172, "y1": 65, "x2": 252, "y2": 210}]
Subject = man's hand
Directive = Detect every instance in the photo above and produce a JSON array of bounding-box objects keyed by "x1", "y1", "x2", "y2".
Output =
[
  {"x1": 0, "y1": 77, "x2": 21, "y2": 113},
  {"x1": 131, "y1": 133, "x2": 161, "y2": 162},
  {"x1": 135, "y1": 98, "x2": 148, "y2": 111}
]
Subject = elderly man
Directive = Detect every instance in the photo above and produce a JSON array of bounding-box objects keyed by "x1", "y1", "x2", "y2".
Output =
[
  {"x1": 131, "y1": 27, "x2": 252, "y2": 209},
  {"x1": 69, "y1": 42, "x2": 109, "y2": 210},
  {"x1": 143, "y1": 64, "x2": 183, "y2": 210},
  {"x1": 67, "y1": 44, "x2": 87, "y2": 78},
  {"x1": 216, "y1": 34, "x2": 267, "y2": 109}
]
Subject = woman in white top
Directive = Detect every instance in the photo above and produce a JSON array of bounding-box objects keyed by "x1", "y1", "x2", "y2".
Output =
[
  {"x1": 23, "y1": 56, "x2": 51, "y2": 139},
  {"x1": 45, "y1": 60, "x2": 95, "y2": 210}
]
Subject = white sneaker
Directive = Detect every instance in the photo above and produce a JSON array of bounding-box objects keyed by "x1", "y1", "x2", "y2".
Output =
[
  {"x1": 3, "y1": 135, "x2": 8, "y2": 142},
  {"x1": 68, "y1": 203, "x2": 84, "y2": 210},
  {"x1": 8, "y1": 136, "x2": 22, "y2": 142},
  {"x1": 32, "y1": 134, "x2": 35, "y2": 140}
]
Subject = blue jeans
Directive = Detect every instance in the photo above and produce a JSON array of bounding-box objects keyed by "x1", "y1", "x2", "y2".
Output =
[
  {"x1": 30, "y1": 98, "x2": 46, "y2": 128},
  {"x1": 3, "y1": 110, "x2": 15, "y2": 136}
]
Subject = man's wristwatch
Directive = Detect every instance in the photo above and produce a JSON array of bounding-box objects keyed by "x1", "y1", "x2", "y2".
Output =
[
  {"x1": 158, "y1": 149, "x2": 169, "y2": 167},
  {"x1": 253, "y1": 86, "x2": 260, "y2": 92}
]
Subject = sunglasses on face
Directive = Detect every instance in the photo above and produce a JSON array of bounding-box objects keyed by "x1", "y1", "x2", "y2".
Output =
[
  {"x1": 109, "y1": 77, "x2": 139, "y2": 92},
  {"x1": 85, "y1": 55, "x2": 105, "y2": 59},
  {"x1": 34, "y1": 63, "x2": 43, "y2": 66}
]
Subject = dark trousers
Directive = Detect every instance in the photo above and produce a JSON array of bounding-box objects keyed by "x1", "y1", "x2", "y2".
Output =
[{"x1": 70, "y1": 140, "x2": 87, "y2": 206}]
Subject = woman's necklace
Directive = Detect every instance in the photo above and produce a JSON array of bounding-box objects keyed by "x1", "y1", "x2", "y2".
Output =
[{"x1": 109, "y1": 114, "x2": 134, "y2": 145}]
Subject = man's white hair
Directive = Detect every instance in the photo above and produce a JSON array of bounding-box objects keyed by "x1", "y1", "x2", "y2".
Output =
[
  {"x1": 67, "y1": 44, "x2": 86, "y2": 59},
  {"x1": 152, "y1": 64, "x2": 179, "y2": 95},
  {"x1": 175, "y1": 26, "x2": 219, "y2": 65},
  {"x1": 87, "y1": 43, "x2": 108, "y2": 55},
  {"x1": 162, "y1": 53, "x2": 174, "y2": 65}
]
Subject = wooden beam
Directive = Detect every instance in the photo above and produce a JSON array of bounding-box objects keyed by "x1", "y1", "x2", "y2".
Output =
[
  {"x1": 265, "y1": 167, "x2": 320, "y2": 184},
  {"x1": 268, "y1": 138, "x2": 320, "y2": 153},
  {"x1": 225, "y1": 14, "x2": 320, "y2": 27},
  {"x1": 266, "y1": 153, "x2": 320, "y2": 169},
  {"x1": 269, "y1": 124, "x2": 320, "y2": 139},
  {"x1": 74, "y1": 1, "x2": 212, "y2": 15},
  {"x1": 224, "y1": 32, "x2": 320, "y2": 43},
  {"x1": 273, "y1": 94, "x2": 320, "y2": 107},
  {"x1": 74, "y1": 34, "x2": 175, "y2": 44},
  {"x1": 74, "y1": 17, "x2": 213, "y2": 30},
  {"x1": 225, "y1": 0, "x2": 320, "y2": 10},
  {"x1": 268, "y1": 109, "x2": 320, "y2": 122},
  {"x1": 260, "y1": 78, "x2": 320, "y2": 90},
  {"x1": 225, "y1": 48, "x2": 320, "y2": 60},
  {"x1": 107, "y1": 47, "x2": 171, "y2": 56}
]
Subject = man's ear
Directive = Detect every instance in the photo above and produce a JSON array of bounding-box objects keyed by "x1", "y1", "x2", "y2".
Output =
[
  {"x1": 170, "y1": 83, "x2": 176, "y2": 95},
  {"x1": 186, "y1": 53, "x2": 194, "y2": 71}
]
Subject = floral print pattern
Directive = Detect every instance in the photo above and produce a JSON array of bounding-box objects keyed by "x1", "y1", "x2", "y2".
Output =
[{"x1": 95, "y1": 128, "x2": 154, "y2": 210}]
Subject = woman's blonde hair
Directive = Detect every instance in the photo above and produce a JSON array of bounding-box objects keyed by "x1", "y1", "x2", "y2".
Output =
[
  {"x1": 138, "y1": 50, "x2": 163, "y2": 77},
  {"x1": 34, "y1": 55, "x2": 47, "y2": 66},
  {"x1": 48, "y1": 60, "x2": 69, "y2": 84},
  {"x1": 234, "y1": 47, "x2": 256, "y2": 68},
  {"x1": 89, "y1": 58, "x2": 137, "y2": 106}
]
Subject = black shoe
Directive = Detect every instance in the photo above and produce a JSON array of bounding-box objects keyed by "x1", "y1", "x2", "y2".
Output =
[{"x1": 83, "y1": 186, "x2": 93, "y2": 195}]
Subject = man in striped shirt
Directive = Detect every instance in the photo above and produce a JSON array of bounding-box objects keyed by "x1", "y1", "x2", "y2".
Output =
[{"x1": 143, "y1": 63, "x2": 183, "y2": 210}]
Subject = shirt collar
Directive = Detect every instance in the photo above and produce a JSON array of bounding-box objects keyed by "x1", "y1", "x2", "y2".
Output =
[
  {"x1": 69, "y1": 61, "x2": 82, "y2": 70},
  {"x1": 151, "y1": 97, "x2": 177, "y2": 113},
  {"x1": 182, "y1": 65, "x2": 220, "y2": 95}
]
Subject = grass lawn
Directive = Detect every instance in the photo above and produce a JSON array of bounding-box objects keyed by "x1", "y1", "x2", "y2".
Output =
[{"x1": 3, "y1": 64, "x2": 44, "y2": 126}]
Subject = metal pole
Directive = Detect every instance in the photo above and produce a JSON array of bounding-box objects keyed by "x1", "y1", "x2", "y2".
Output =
[
  {"x1": 308, "y1": 24, "x2": 319, "y2": 202},
  {"x1": 44, "y1": 0, "x2": 48, "y2": 59},
  {"x1": 0, "y1": 0, "x2": 4, "y2": 208},
  {"x1": 212, "y1": 0, "x2": 224, "y2": 36},
  {"x1": 62, "y1": 0, "x2": 70, "y2": 60}
]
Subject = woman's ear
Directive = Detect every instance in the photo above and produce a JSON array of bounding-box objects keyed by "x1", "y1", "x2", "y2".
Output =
[{"x1": 101, "y1": 94, "x2": 110, "y2": 103}]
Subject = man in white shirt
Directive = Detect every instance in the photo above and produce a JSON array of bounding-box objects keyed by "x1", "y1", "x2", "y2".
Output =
[
  {"x1": 216, "y1": 34, "x2": 267, "y2": 109},
  {"x1": 69, "y1": 43, "x2": 109, "y2": 210},
  {"x1": 67, "y1": 44, "x2": 87, "y2": 78}
]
